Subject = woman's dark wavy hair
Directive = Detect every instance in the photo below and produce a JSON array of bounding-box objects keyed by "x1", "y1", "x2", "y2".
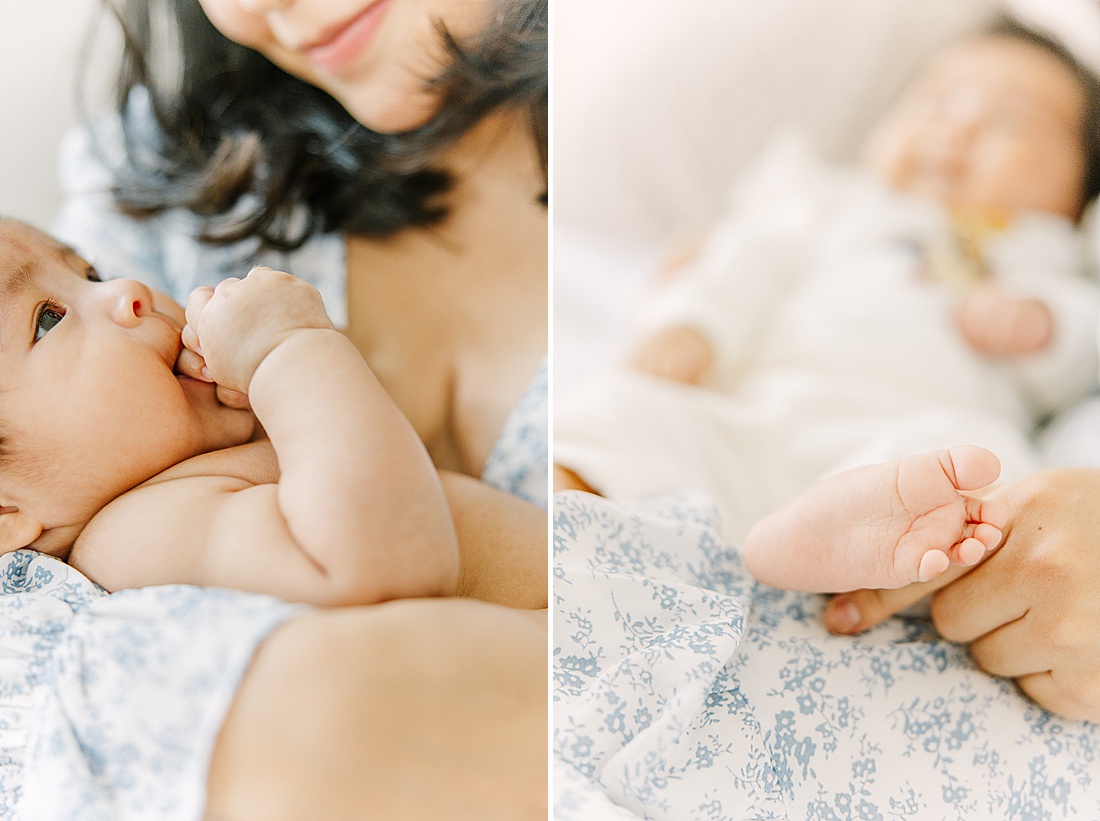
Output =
[{"x1": 97, "y1": 0, "x2": 547, "y2": 250}]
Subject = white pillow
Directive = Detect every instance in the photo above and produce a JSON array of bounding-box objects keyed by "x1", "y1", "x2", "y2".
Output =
[{"x1": 553, "y1": 0, "x2": 1001, "y2": 242}]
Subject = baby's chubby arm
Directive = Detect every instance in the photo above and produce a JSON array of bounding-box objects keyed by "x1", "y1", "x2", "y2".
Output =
[{"x1": 183, "y1": 268, "x2": 458, "y2": 604}]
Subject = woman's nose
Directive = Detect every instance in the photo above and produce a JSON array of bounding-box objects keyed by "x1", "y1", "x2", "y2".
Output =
[
  {"x1": 236, "y1": 0, "x2": 292, "y2": 13},
  {"x1": 101, "y1": 278, "x2": 156, "y2": 328}
]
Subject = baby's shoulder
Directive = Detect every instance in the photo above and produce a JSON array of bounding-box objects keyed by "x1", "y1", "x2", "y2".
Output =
[
  {"x1": 69, "y1": 441, "x2": 279, "y2": 590},
  {"x1": 139, "y1": 440, "x2": 279, "y2": 487}
]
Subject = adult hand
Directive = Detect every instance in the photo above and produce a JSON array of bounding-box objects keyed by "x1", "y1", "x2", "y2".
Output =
[{"x1": 824, "y1": 468, "x2": 1100, "y2": 722}]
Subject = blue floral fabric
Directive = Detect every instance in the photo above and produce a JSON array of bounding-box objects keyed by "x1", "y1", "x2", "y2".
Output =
[
  {"x1": 0, "y1": 551, "x2": 298, "y2": 820},
  {"x1": 482, "y1": 358, "x2": 548, "y2": 507},
  {"x1": 554, "y1": 489, "x2": 1100, "y2": 820}
]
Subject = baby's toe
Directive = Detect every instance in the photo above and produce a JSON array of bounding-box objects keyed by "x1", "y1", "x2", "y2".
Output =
[
  {"x1": 972, "y1": 522, "x2": 1003, "y2": 552},
  {"x1": 917, "y1": 549, "x2": 950, "y2": 583},
  {"x1": 953, "y1": 536, "x2": 986, "y2": 566}
]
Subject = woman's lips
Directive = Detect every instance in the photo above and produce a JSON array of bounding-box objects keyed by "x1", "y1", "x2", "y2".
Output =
[{"x1": 304, "y1": 0, "x2": 391, "y2": 74}]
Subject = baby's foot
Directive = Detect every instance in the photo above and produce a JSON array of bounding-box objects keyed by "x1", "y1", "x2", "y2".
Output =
[{"x1": 743, "y1": 446, "x2": 1009, "y2": 592}]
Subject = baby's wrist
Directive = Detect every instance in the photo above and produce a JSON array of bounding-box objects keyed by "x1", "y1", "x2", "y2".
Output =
[{"x1": 246, "y1": 327, "x2": 350, "y2": 395}]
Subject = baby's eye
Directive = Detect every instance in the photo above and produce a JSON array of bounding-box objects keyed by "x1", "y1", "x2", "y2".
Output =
[
  {"x1": 34, "y1": 304, "x2": 64, "y2": 342},
  {"x1": 85, "y1": 267, "x2": 101, "y2": 283}
]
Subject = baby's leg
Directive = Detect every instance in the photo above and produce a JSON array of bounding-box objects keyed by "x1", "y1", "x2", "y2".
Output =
[{"x1": 743, "y1": 446, "x2": 1008, "y2": 593}]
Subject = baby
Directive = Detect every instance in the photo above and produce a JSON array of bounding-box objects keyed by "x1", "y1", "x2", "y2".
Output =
[
  {"x1": 555, "y1": 19, "x2": 1100, "y2": 592},
  {"x1": 0, "y1": 217, "x2": 460, "y2": 605}
]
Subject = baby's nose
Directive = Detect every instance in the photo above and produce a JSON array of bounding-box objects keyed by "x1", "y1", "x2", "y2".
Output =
[
  {"x1": 932, "y1": 92, "x2": 983, "y2": 142},
  {"x1": 103, "y1": 278, "x2": 156, "y2": 327}
]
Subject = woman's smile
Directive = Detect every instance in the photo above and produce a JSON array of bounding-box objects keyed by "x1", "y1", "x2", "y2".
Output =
[{"x1": 301, "y1": 0, "x2": 393, "y2": 74}]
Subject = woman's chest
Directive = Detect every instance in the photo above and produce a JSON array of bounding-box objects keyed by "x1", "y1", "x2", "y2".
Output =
[{"x1": 343, "y1": 233, "x2": 547, "y2": 475}]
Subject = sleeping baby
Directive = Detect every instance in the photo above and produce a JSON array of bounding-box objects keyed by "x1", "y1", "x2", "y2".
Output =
[
  {"x1": 0, "y1": 217, "x2": 465, "y2": 604},
  {"x1": 554, "y1": 17, "x2": 1100, "y2": 592}
]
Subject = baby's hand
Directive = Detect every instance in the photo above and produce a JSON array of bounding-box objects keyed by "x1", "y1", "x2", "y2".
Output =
[
  {"x1": 174, "y1": 340, "x2": 252, "y2": 410},
  {"x1": 956, "y1": 282, "x2": 1053, "y2": 357},
  {"x1": 629, "y1": 325, "x2": 715, "y2": 384},
  {"x1": 167, "y1": 288, "x2": 248, "y2": 409},
  {"x1": 181, "y1": 267, "x2": 335, "y2": 395}
]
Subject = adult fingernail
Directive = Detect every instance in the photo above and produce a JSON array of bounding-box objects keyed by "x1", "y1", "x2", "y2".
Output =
[{"x1": 825, "y1": 594, "x2": 861, "y2": 634}]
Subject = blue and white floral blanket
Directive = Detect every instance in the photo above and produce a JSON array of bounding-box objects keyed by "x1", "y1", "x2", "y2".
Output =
[
  {"x1": 553, "y1": 490, "x2": 1100, "y2": 820},
  {"x1": 0, "y1": 550, "x2": 296, "y2": 820}
]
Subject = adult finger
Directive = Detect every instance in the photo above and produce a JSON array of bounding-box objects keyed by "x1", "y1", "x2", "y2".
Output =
[
  {"x1": 823, "y1": 563, "x2": 970, "y2": 634},
  {"x1": 966, "y1": 495, "x2": 1009, "y2": 531},
  {"x1": 965, "y1": 614, "x2": 1044, "y2": 679},
  {"x1": 1017, "y1": 671, "x2": 1099, "y2": 723},
  {"x1": 927, "y1": 556, "x2": 1028, "y2": 643}
]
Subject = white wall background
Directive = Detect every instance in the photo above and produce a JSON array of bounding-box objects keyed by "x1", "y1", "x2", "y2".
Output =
[
  {"x1": 0, "y1": 1, "x2": 119, "y2": 229},
  {"x1": 553, "y1": 0, "x2": 1100, "y2": 244}
]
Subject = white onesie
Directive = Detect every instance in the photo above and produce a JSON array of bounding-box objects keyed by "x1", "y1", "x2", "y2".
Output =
[{"x1": 555, "y1": 138, "x2": 1100, "y2": 540}]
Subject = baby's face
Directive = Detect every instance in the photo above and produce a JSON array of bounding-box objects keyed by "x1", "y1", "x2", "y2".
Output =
[
  {"x1": 0, "y1": 222, "x2": 255, "y2": 550},
  {"x1": 862, "y1": 34, "x2": 1087, "y2": 219}
]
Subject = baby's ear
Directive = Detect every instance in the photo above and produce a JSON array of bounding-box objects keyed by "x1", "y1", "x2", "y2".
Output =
[{"x1": 0, "y1": 505, "x2": 43, "y2": 554}]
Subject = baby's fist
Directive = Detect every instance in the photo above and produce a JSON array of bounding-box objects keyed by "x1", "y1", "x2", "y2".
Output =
[
  {"x1": 956, "y1": 282, "x2": 1053, "y2": 357},
  {"x1": 183, "y1": 268, "x2": 335, "y2": 393},
  {"x1": 629, "y1": 325, "x2": 715, "y2": 385}
]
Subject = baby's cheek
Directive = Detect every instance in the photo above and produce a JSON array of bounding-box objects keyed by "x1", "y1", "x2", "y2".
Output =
[{"x1": 152, "y1": 289, "x2": 186, "y2": 326}]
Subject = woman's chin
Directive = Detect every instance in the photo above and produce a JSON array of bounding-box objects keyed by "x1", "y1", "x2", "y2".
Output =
[{"x1": 339, "y1": 85, "x2": 438, "y2": 134}]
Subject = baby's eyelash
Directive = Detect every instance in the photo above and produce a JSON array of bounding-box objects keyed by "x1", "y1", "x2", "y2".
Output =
[{"x1": 33, "y1": 299, "x2": 65, "y2": 343}]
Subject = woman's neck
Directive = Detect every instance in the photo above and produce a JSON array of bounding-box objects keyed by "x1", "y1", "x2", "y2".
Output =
[
  {"x1": 342, "y1": 108, "x2": 546, "y2": 475},
  {"x1": 439, "y1": 110, "x2": 546, "y2": 210}
]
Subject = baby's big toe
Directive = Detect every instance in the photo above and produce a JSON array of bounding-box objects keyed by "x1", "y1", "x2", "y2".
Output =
[{"x1": 916, "y1": 549, "x2": 951, "y2": 583}]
